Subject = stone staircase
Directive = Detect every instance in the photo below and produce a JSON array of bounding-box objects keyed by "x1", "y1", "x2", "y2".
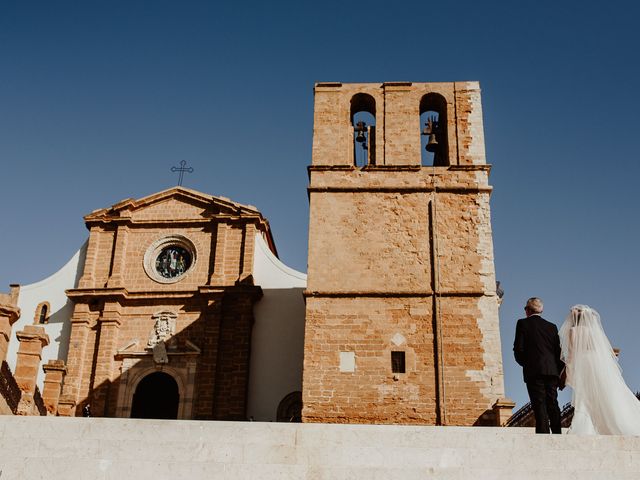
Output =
[{"x1": 0, "y1": 416, "x2": 638, "y2": 479}]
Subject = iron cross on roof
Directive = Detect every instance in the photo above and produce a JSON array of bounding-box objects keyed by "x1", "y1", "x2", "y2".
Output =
[{"x1": 171, "y1": 160, "x2": 194, "y2": 186}]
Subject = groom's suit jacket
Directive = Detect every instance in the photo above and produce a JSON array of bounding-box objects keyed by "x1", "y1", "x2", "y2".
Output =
[{"x1": 513, "y1": 315, "x2": 564, "y2": 383}]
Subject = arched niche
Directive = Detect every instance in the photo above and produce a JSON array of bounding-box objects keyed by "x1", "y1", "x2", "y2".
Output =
[
  {"x1": 34, "y1": 301, "x2": 50, "y2": 324},
  {"x1": 350, "y1": 93, "x2": 377, "y2": 167},
  {"x1": 419, "y1": 93, "x2": 449, "y2": 166}
]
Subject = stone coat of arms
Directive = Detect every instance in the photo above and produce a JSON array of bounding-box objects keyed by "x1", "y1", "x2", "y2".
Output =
[{"x1": 147, "y1": 311, "x2": 177, "y2": 364}]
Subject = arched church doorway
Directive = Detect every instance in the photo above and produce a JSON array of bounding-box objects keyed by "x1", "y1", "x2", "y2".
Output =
[
  {"x1": 277, "y1": 391, "x2": 302, "y2": 422},
  {"x1": 130, "y1": 371, "x2": 179, "y2": 419}
]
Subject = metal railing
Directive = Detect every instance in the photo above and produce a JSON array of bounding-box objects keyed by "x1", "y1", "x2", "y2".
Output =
[{"x1": 507, "y1": 394, "x2": 640, "y2": 428}]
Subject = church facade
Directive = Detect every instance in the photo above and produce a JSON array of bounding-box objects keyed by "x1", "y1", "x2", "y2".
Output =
[
  {"x1": 0, "y1": 81, "x2": 512, "y2": 425},
  {"x1": 2, "y1": 188, "x2": 306, "y2": 421}
]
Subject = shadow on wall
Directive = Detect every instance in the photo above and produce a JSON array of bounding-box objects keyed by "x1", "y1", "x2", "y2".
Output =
[
  {"x1": 65, "y1": 290, "x2": 304, "y2": 423},
  {"x1": 248, "y1": 287, "x2": 305, "y2": 421},
  {"x1": 48, "y1": 301, "x2": 74, "y2": 363}
]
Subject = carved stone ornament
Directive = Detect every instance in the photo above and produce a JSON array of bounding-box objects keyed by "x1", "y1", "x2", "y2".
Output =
[
  {"x1": 152, "y1": 342, "x2": 169, "y2": 365},
  {"x1": 147, "y1": 311, "x2": 177, "y2": 349}
]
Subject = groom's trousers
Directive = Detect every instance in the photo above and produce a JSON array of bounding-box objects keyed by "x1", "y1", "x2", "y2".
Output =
[{"x1": 526, "y1": 375, "x2": 562, "y2": 434}]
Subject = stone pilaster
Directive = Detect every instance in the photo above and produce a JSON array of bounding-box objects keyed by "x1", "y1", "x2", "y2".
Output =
[
  {"x1": 14, "y1": 325, "x2": 49, "y2": 415},
  {"x1": 107, "y1": 225, "x2": 129, "y2": 288},
  {"x1": 492, "y1": 398, "x2": 516, "y2": 426},
  {"x1": 42, "y1": 359, "x2": 67, "y2": 415},
  {"x1": 91, "y1": 301, "x2": 122, "y2": 416},
  {"x1": 238, "y1": 223, "x2": 256, "y2": 283},
  {"x1": 192, "y1": 295, "x2": 222, "y2": 418},
  {"x1": 213, "y1": 288, "x2": 261, "y2": 420},
  {"x1": 57, "y1": 398, "x2": 76, "y2": 417},
  {"x1": 209, "y1": 223, "x2": 228, "y2": 285},
  {"x1": 78, "y1": 227, "x2": 100, "y2": 289},
  {"x1": 59, "y1": 303, "x2": 91, "y2": 416},
  {"x1": 0, "y1": 285, "x2": 21, "y2": 363}
]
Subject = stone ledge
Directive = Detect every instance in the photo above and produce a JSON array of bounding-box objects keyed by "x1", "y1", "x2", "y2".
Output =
[
  {"x1": 303, "y1": 290, "x2": 495, "y2": 298},
  {"x1": 0, "y1": 417, "x2": 638, "y2": 479},
  {"x1": 307, "y1": 186, "x2": 493, "y2": 193}
]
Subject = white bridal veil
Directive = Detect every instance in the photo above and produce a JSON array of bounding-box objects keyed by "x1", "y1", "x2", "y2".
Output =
[{"x1": 559, "y1": 305, "x2": 640, "y2": 435}]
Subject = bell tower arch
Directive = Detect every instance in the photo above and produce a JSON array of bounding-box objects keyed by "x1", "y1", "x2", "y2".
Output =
[{"x1": 303, "y1": 81, "x2": 507, "y2": 426}]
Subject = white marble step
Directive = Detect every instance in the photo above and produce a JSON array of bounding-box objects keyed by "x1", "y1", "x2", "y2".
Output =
[{"x1": 0, "y1": 417, "x2": 638, "y2": 479}]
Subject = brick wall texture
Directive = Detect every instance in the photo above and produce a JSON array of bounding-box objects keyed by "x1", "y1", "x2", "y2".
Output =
[
  {"x1": 28, "y1": 80, "x2": 506, "y2": 425},
  {"x1": 59, "y1": 189, "x2": 270, "y2": 419},
  {"x1": 303, "y1": 81, "x2": 506, "y2": 426}
]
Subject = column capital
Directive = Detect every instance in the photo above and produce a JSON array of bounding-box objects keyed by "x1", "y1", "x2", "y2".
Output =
[
  {"x1": 43, "y1": 359, "x2": 67, "y2": 374},
  {"x1": 0, "y1": 304, "x2": 21, "y2": 326},
  {"x1": 492, "y1": 397, "x2": 516, "y2": 426},
  {"x1": 99, "y1": 303, "x2": 122, "y2": 326},
  {"x1": 57, "y1": 396, "x2": 77, "y2": 416},
  {"x1": 98, "y1": 317, "x2": 122, "y2": 326},
  {"x1": 42, "y1": 359, "x2": 67, "y2": 415},
  {"x1": 16, "y1": 325, "x2": 50, "y2": 348},
  {"x1": 0, "y1": 292, "x2": 21, "y2": 363}
]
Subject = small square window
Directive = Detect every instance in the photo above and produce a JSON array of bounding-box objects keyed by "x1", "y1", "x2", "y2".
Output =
[{"x1": 391, "y1": 351, "x2": 405, "y2": 373}]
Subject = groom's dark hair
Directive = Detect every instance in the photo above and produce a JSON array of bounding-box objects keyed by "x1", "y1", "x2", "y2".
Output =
[{"x1": 525, "y1": 297, "x2": 543, "y2": 314}]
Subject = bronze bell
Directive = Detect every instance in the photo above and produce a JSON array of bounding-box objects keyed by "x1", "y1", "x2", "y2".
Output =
[
  {"x1": 422, "y1": 116, "x2": 439, "y2": 152},
  {"x1": 425, "y1": 133, "x2": 439, "y2": 152},
  {"x1": 355, "y1": 121, "x2": 366, "y2": 143}
]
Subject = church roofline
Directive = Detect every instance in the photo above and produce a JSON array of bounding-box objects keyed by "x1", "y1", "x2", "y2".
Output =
[
  {"x1": 83, "y1": 186, "x2": 279, "y2": 258},
  {"x1": 85, "y1": 186, "x2": 261, "y2": 219}
]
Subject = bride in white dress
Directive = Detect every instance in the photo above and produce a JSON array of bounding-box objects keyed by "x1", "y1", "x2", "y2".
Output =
[{"x1": 559, "y1": 305, "x2": 640, "y2": 435}]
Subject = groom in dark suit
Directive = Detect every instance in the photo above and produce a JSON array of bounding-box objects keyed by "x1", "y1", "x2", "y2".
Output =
[{"x1": 514, "y1": 297, "x2": 564, "y2": 434}]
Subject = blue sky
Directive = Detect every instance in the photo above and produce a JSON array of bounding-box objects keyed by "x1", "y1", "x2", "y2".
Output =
[{"x1": 1, "y1": 0, "x2": 639, "y2": 410}]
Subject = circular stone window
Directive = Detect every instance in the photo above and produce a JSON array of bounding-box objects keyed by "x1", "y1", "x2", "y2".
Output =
[{"x1": 143, "y1": 235, "x2": 197, "y2": 284}]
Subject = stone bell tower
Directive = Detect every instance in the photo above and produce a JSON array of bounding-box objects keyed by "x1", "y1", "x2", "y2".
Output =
[{"x1": 302, "y1": 81, "x2": 509, "y2": 426}]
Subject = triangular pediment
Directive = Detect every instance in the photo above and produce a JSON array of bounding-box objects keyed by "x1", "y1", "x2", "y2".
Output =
[
  {"x1": 85, "y1": 186, "x2": 262, "y2": 224},
  {"x1": 115, "y1": 339, "x2": 201, "y2": 358}
]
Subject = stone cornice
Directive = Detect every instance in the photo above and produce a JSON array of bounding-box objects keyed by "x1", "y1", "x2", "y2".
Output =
[
  {"x1": 303, "y1": 290, "x2": 495, "y2": 298},
  {"x1": 307, "y1": 186, "x2": 493, "y2": 193},
  {"x1": 308, "y1": 164, "x2": 491, "y2": 173},
  {"x1": 85, "y1": 214, "x2": 268, "y2": 228},
  {"x1": 115, "y1": 349, "x2": 201, "y2": 360},
  {"x1": 307, "y1": 164, "x2": 494, "y2": 194},
  {"x1": 0, "y1": 305, "x2": 21, "y2": 324},
  {"x1": 116, "y1": 339, "x2": 201, "y2": 360},
  {"x1": 362, "y1": 165, "x2": 422, "y2": 172},
  {"x1": 307, "y1": 165, "x2": 355, "y2": 174},
  {"x1": 98, "y1": 315, "x2": 122, "y2": 327},
  {"x1": 66, "y1": 284, "x2": 261, "y2": 302},
  {"x1": 42, "y1": 360, "x2": 67, "y2": 374},
  {"x1": 66, "y1": 288, "x2": 129, "y2": 301},
  {"x1": 16, "y1": 327, "x2": 49, "y2": 347},
  {"x1": 448, "y1": 164, "x2": 492, "y2": 172}
]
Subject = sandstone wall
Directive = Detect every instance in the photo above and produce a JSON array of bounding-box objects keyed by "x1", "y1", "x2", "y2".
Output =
[
  {"x1": 303, "y1": 81, "x2": 505, "y2": 425},
  {"x1": 60, "y1": 188, "x2": 268, "y2": 419}
]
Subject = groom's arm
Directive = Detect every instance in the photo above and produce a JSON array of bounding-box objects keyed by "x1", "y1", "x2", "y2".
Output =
[
  {"x1": 513, "y1": 319, "x2": 526, "y2": 366},
  {"x1": 554, "y1": 325, "x2": 565, "y2": 371}
]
